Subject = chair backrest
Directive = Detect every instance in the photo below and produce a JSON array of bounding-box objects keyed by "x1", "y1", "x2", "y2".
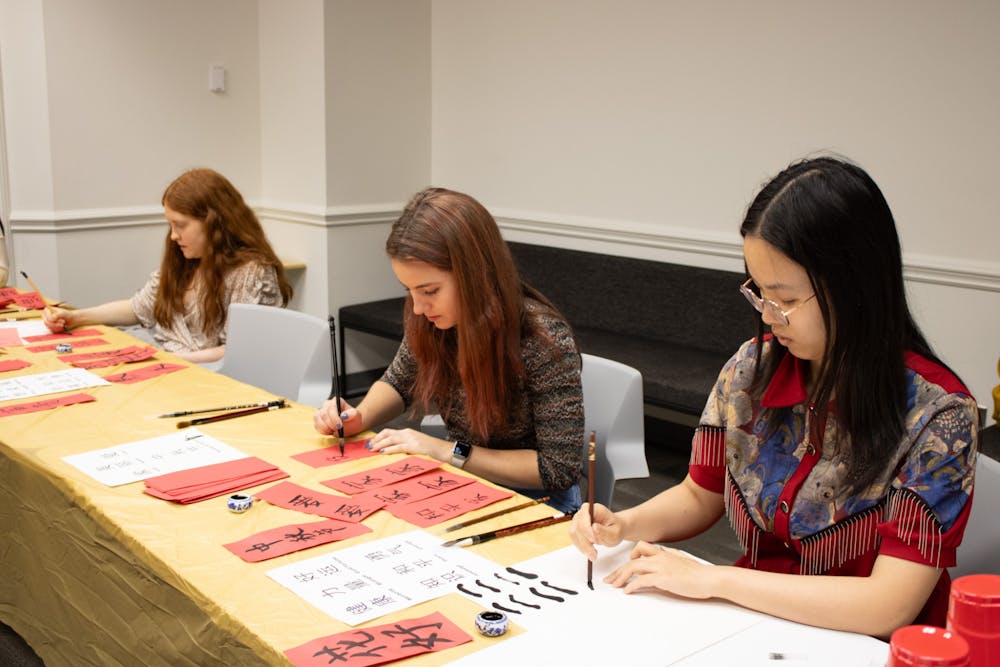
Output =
[
  {"x1": 216, "y1": 304, "x2": 332, "y2": 407},
  {"x1": 580, "y1": 353, "x2": 649, "y2": 508},
  {"x1": 953, "y1": 453, "x2": 1000, "y2": 577}
]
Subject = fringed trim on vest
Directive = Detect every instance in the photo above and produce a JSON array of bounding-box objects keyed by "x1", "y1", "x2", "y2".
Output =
[
  {"x1": 724, "y1": 470, "x2": 762, "y2": 567},
  {"x1": 689, "y1": 426, "x2": 727, "y2": 467},
  {"x1": 885, "y1": 486, "x2": 945, "y2": 568},
  {"x1": 798, "y1": 503, "x2": 882, "y2": 575}
]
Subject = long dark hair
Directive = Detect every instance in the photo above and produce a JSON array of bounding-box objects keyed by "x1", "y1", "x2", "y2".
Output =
[
  {"x1": 156, "y1": 168, "x2": 292, "y2": 336},
  {"x1": 741, "y1": 156, "x2": 942, "y2": 494},
  {"x1": 386, "y1": 187, "x2": 565, "y2": 440}
]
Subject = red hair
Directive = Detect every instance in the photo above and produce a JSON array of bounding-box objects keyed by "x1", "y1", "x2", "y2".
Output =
[
  {"x1": 155, "y1": 168, "x2": 291, "y2": 336},
  {"x1": 386, "y1": 188, "x2": 562, "y2": 439}
]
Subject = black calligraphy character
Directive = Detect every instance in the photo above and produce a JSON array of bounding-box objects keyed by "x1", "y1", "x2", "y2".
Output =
[
  {"x1": 541, "y1": 580, "x2": 578, "y2": 595},
  {"x1": 418, "y1": 475, "x2": 455, "y2": 490},
  {"x1": 336, "y1": 630, "x2": 386, "y2": 659},
  {"x1": 334, "y1": 503, "x2": 365, "y2": 519},
  {"x1": 245, "y1": 539, "x2": 283, "y2": 553},
  {"x1": 508, "y1": 593, "x2": 541, "y2": 609},
  {"x1": 376, "y1": 489, "x2": 410, "y2": 504},
  {"x1": 311, "y1": 645, "x2": 351, "y2": 663},
  {"x1": 530, "y1": 585, "x2": 564, "y2": 602},
  {"x1": 456, "y1": 583, "x2": 482, "y2": 597},
  {"x1": 505, "y1": 566, "x2": 539, "y2": 580},
  {"x1": 284, "y1": 527, "x2": 315, "y2": 543},
  {"x1": 389, "y1": 463, "x2": 418, "y2": 476},
  {"x1": 382, "y1": 622, "x2": 453, "y2": 650},
  {"x1": 288, "y1": 494, "x2": 322, "y2": 509}
]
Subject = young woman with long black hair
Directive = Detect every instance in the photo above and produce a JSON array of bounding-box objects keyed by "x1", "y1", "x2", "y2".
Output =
[{"x1": 571, "y1": 156, "x2": 978, "y2": 637}]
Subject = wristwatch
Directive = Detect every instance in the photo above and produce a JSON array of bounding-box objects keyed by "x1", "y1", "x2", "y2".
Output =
[{"x1": 451, "y1": 441, "x2": 472, "y2": 469}]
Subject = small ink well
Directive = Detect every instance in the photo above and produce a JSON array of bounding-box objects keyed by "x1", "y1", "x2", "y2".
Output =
[
  {"x1": 226, "y1": 494, "x2": 253, "y2": 514},
  {"x1": 475, "y1": 610, "x2": 509, "y2": 637}
]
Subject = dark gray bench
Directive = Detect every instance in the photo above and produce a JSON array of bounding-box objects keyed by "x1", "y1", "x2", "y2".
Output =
[{"x1": 339, "y1": 241, "x2": 756, "y2": 417}]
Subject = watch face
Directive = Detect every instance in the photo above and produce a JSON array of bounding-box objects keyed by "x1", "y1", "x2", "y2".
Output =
[{"x1": 453, "y1": 441, "x2": 472, "y2": 459}]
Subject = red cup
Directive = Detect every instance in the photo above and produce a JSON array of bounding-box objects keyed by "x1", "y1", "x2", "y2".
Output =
[
  {"x1": 886, "y1": 625, "x2": 969, "y2": 666},
  {"x1": 947, "y1": 574, "x2": 1000, "y2": 667}
]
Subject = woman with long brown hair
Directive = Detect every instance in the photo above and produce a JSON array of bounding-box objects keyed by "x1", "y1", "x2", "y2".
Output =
[
  {"x1": 43, "y1": 168, "x2": 292, "y2": 362},
  {"x1": 314, "y1": 187, "x2": 585, "y2": 513}
]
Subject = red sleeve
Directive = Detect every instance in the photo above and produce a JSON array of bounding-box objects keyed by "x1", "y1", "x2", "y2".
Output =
[{"x1": 688, "y1": 426, "x2": 726, "y2": 493}]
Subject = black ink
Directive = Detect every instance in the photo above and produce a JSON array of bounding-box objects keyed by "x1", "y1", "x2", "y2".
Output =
[
  {"x1": 475, "y1": 579, "x2": 501, "y2": 593},
  {"x1": 508, "y1": 594, "x2": 541, "y2": 609},
  {"x1": 492, "y1": 602, "x2": 521, "y2": 615},
  {"x1": 456, "y1": 583, "x2": 482, "y2": 598},
  {"x1": 494, "y1": 572, "x2": 520, "y2": 585},
  {"x1": 529, "y1": 586, "x2": 564, "y2": 602},
  {"x1": 541, "y1": 580, "x2": 578, "y2": 595},
  {"x1": 505, "y1": 566, "x2": 539, "y2": 580}
]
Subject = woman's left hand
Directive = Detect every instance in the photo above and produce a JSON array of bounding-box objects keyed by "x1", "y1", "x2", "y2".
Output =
[
  {"x1": 367, "y1": 428, "x2": 452, "y2": 462},
  {"x1": 603, "y1": 541, "x2": 715, "y2": 599}
]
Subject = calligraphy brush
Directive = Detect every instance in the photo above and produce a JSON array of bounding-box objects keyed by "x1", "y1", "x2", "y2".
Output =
[
  {"x1": 327, "y1": 315, "x2": 345, "y2": 456},
  {"x1": 20, "y1": 270, "x2": 68, "y2": 332},
  {"x1": 176, "y1": 401, "x2": 287, "y2": 428},
  {"x1": 441, "y1": 514, "x2": 571, "y2": 548},
  {"x1": 158, "y1": 399, "x2": 285, "y2": 418},
  {"x1": 587, "y1": 430, "x2": 597, "y2": 590},
  {"x1": 444, "y1": 496, "x2": 550, "y2": 532}
]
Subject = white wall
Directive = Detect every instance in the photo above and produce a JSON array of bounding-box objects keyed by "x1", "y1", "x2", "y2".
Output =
[
  {"x1": 0, "y1": 0, "x2": 262, "y2": 306},
  {"x1": 0, "y1": 0, "x2": 996, "y2": 417},
  {"x1": 430, "y1": 0, "x2": 1000, "y2": 419}
]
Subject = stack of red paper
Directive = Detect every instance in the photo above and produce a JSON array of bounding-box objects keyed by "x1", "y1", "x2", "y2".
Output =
[{"x1": 143, "y1": 456, "x2": 288, "y2": 504}]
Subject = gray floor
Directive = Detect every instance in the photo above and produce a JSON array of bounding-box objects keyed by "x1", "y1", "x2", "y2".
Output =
[{"x1": 0, "y1": 416, "x2": 738, "y2": 665}]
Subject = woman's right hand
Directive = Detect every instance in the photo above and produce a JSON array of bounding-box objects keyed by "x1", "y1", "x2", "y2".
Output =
[
  {"x1": 42, "y1": 306, "x2": 75, "y2": 333},
  {"x1": 313, "y1": 397, "x2": 363, "y2": 437},
  {"x1": 570, "y1": 502, "x2": 627, "y2": 561}
]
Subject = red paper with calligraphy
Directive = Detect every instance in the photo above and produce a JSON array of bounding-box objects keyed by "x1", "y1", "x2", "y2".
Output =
[
  {"x1": 348, "y1": 470, "x2": 475, "y2": 509},
  {"x1": 256, "y1": 481, "x2": 385, "y2": 523},
  {"x1": 387, "y1": 480, "x2": 514, "y2": 527},
  {"x1": 59, "y1": 345, "x2": 157, "y2": 369},
  {"x1": 27, "y1": 338, "x2": 108, "y2": 353},
  {"x1": 21, "y1": 328, "x2": 104, "y2": 343},
  {"x1": 12, "y1": 292, "x2": 45, "y2": 309},
  {"x1": 0, "y1": 392, "x2": 95, "y2": 418},
  {"x1": 102, "y1": 362, "x2": 186, "y2": 384},
  {"x1": 283, "y1": 611, "x2": 472, "y2": 667},
  {"x1": 223, "y1": 518, "x2": 371, "y2": 563},
  {"x1": 321, "y1": 456, "x2": 443, "y2": 496},
  {"x1": 291, "y1": 439, "x2": 377, "y2": 468}
]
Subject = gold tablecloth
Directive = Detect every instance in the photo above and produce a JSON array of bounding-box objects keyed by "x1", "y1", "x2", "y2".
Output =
[{"x1": 0, "y1": 323, "x2": 566, "y2": 666}]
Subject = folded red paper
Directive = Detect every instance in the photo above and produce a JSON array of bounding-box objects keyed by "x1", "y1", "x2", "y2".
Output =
[{"x1": 143, "y1": 456, "x2": 288, "y2": 504}]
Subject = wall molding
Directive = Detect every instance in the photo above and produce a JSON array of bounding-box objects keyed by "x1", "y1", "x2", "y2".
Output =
[
  {"x1": 10, "y1": 204, "x2": 1000, "y2": 292},
  {"x1": 495, "y1": 209, "x2": 1000, "y2": 293}
]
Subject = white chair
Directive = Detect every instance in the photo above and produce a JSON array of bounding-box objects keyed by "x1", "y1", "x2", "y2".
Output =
[
  {"x1": 952, "y1": 452, "x2": 1000, "y2": 577},
  {"x1": 215, "y1": 303, "x2": 333, "y2": 408},
  {"x1": 581, "y1": 353, "x2": 649, "y2": 508}
]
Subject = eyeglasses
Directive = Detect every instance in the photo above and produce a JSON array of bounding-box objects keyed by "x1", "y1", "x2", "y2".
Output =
[{"x1": 739, "y1": 278, "x2": 816, "y2": 327}]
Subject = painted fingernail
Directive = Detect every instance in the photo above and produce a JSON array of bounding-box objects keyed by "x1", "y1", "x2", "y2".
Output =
[
  {"x1": 339, "y1": 411, "x2": 349, "y2": 419},
  {"x1": 365, "y1": 439, "x2": 373, "y2": 450}
]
